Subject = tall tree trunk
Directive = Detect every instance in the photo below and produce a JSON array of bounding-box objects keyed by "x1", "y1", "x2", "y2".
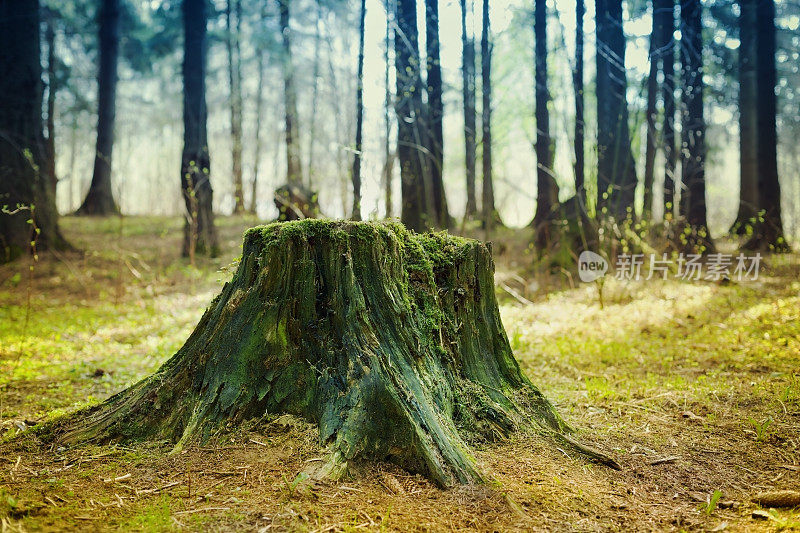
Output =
[
  {"x1": 658, "y1": 0, "x2": 676, "y2": 220},
  {"x1": 251, "y1": 5, "x2": 268, "y2": 215},
  {"x1": 480, "y1": 0, "x2": 499, "y2": 230},
  {"x1": 532, "y1": 0, "x2": 559, "y2": 247},
  {"x1": 679, "y1": 0, "x2": 713, "y2": 251},
  {"x1": 0, "y1": 0, "x2": 67, "y2": 262},
  {"x1": 77, "y1": 0, "x2": 120, "y2": 216},
  {"x1": 226, "y1": 0, "x2": 245, "y2": 213},
  {"x1": 460, "y1": 0, "x2": 478, "y2": 219},
  {"x1": 307, "y1": 1, "x2": 323, "y2": 189},
  {"x1": 395, "y1": 0, "x2": 429, "y2": 231},
  {"x1": 44, "y1": 17, "x2": 58, "y2": 202},
  {"x1": 574, "y1": 0, "x2": 585, "y2": 210},
  {"x1": 596, "y1": 0, "x2": 637, "y2": 220},
  {"x1": 181, "y1": 0, "x2": 219, "y2": 258},
  {"x1": 643, "y1": 3, "x2": 659, "y2": 221},
  {"x1": 68, "y1": 114, "x2": 79, "y2": 211},
  {"x1": 323, "y1": 26, "x2": 348, "y2": 217},
  {"x1": 278, "y1": 0, "x2": 303, "y2": 187},
  {"x1": 425, "y1": 0, "x2": 450, "y2": 228},
  {"x1": 744, "y1": 0, "x2": 788, "y2": 250},
  {"x1": 383, "y1": 0, "x2": 395, "y2": 218},
  {"x1": 731, "y1": 0, "x2": 758, "y2": 234},
  {"x1": 351, "y1": 0, "x2": 367, "y2": 220}
]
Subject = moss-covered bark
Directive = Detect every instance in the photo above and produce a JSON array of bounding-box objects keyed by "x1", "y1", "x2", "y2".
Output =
[{"x1": 48, "y1": 220, "x2": 612, "y2": 486}]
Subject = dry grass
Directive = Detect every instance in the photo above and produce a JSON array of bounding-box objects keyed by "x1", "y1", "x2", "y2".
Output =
[{"x1": 0, "y1": 216, "x2": 798, "y2": 532}]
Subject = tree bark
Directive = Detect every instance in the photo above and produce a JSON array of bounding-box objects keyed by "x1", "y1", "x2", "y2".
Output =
[
  {"x1": 351, "y1": 0, "x2": 367, "y2": 221},
  {"x1": 678, "y1": 0, "x2": 713, "y2": 252},
  {"x1": 251, "y1": 4, "x2": 267, "y2": 215},
  {"x1": 226, "y1": 0, "x2": 245, "y2": 214},
  {"x1": 181, "y1": 0, "x2": 219, "y2": 258},
  {"x1": 396, "y1": 0, "x2": 429, "y2": 231},
  {"x1": 460, "y1": 0, "x2": 478, "y2": 219},
  {"x1": 643, "y1": 3, "x2": 659, "y2": 221},
  {"x1": 279, "y1": 0, "x2": 303, "y2": 187},
  {"x1": 658, "y1": 0, "x2": 677, "y2": 220},
  {"x1": 0, "y1": 0, "x2": 68, "y2": 262},
  {"x1": 480, "y1": 0, "x2": 500, "y2": 230},
  {"x1": 383, "y1": 0, "x2": 395, "y2": 218},
  {"x1": 77, "y1": 0, "x2": 121, "y2": 216},
  {"x1": 50, "y1": 220, "x2": 615, "y2": 487},
  {"x1": 730, "y1": 0, "x2": 758, "y2": 234},
  {"x1": 595, "y1": 0, "x2": 637, "y2": 220},
  {"x1": 574, "y1": 0, "x2": 586, "y2": 211},
  {"x1": 743, "y1": 0, "x2": 788, "y2": 251},
  {"x1": 44, "y1": 16, "x2": 58, "y2": 202},
  {"x1": 425, "y1": 0, "x2": 450, "y2": 228},
  {"x1": 654, "y1": 0, "x2": 678, "y2": 220},
  {"x1": 532, "y1": 0, "x2": 560, "y2": 247},
  {"x1": 307, "y1": 2, "x2": 324, "y2": 189}
]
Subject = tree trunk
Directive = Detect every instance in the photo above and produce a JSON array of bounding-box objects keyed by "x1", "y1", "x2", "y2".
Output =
[
  {"x1": 396, "y1": 0, "x2": 429, "y2": 231},
  {"x1": 480, "y1": 0, "x2": 500, "y2": 231},
  {"x1": 251, "y1": 5, "x2": 267, "y2": 215},
  {"x1": 383, "y1": 0, "x2": 395, "y2": 218},
  {"x1": 44, "y1": 17, "x2": 58, "y2": 202},
  {"x1": 743, "y1": 0, "x2": 788, "y2": 251},
  {"x1": 77, "y1": 0, "x2": 121, "y2": 216},
  {"x1": 678, "y1": 0, "x2": 713, "y2": 252},
  {"x1": 68, "y1": 114, "x2": 79, "y2": 211},
  {"x1": 226, "y1": 0, "x2": 245, "y2": 214},
  {"x1": 595, "y1": 0, "x2": 637, "y2": 220},
  {"x1": 0, "y1": 0, "x2": 68, "y2": 263},
  {"x1": 532, "y1": 0, "x2": 560, "y2": 248},
  {"x1": 460, "y1": 0, "x2": 478, "y2": 220},
  {"x1": 730, "y1": 0, "x2": 758, "y2": 235},
  {"x1": 181, "y1": 0, "x2": 219, "y2": 258},
  {"x1": 351, "y1": 0, "x2": 367, "y2": 221},
  {"x1": 643, "y1": 4, "x2": 659, "y2": 221},
  {"x1": 279, "y1": 0, "x2": 303, "y2": 187},
  {"x1": 307, "y1": 1, "x2": 323, "y2": 189},
  {"x1": 50, "y1": 220, "x2": 621, "y2": 486},
  {"x1": 658, "y1": 0, "x2": 677, "y2": 220},
  {"x1": 574, "y1": 0, "x2": 586, "y2": 211},
  {"x1": 425, "y1": 0, "x2": 450, "y2": 229}
]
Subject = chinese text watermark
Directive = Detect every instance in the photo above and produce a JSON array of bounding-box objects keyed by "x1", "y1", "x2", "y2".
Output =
[{"x1": 579, "y1": 252, "x2": 762, "y2": 282}]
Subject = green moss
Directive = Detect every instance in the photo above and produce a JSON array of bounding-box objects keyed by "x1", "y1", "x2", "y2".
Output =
[{"x1": 243, "y1": 219, "x2": 471, "y2": 276}]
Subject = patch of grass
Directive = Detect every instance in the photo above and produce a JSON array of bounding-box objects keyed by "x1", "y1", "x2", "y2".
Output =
[
  {"x1": 747, "y1": 416, "x2": 774, "y2": 442},
  {"x1": 701, "y1": 489, "x2": 723, "y2": 515},
  {"x1": 120, "y1": 494, "x2": 175, "y2": 532}
]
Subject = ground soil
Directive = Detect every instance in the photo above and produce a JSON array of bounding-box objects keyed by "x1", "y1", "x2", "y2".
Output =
[{"x1": 1, "y1": 216, "x2": 798, "y2": 531}]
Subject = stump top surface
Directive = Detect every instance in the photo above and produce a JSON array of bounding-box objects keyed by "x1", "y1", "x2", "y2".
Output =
[{"x1": 244, "y1": 219, "x2": 481, "y2": 270}]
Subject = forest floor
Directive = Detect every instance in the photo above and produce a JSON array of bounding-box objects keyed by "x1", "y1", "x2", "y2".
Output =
[{"x1": 0, "y1": 215, "x2": 798, "y2": 532}]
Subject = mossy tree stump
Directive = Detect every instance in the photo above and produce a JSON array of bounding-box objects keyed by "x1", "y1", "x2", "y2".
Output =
[{"x1": 51, "y1": 220, "x2": 609, "y2": 487}]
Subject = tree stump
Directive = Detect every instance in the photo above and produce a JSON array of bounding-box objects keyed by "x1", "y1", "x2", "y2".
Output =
[{"x1": 48, "y1": 220, "x2": 609, "y2": 486}]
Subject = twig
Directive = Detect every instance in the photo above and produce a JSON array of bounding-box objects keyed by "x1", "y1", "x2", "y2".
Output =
[
  {"x1": 136, "y1": 481, "x2": 182, "y2": 495},
  {"x1": 174, "y1": 506, "x2": 231, "y2": 515},
  {"x1": 499, "y1": 282, "x2": 534, "y2": 306},
  {"x1": 649, "y1": 456, "x2": 679, "y2": 465},
  {"x1": 559, "y1": 434, "x2": 622, "y2": 470},
  {"x1": 102, "y1": 473, "x2": 131, "y2": 483}
]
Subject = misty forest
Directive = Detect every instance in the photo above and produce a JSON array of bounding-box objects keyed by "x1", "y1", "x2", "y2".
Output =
[{"x1": 1, "y1": 0, "x2": 799, "y2": 530}]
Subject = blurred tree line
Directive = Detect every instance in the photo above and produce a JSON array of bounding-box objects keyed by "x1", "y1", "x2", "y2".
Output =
[{"x1": 1, "y1": 0, "x2": 798, "y2": 264}]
